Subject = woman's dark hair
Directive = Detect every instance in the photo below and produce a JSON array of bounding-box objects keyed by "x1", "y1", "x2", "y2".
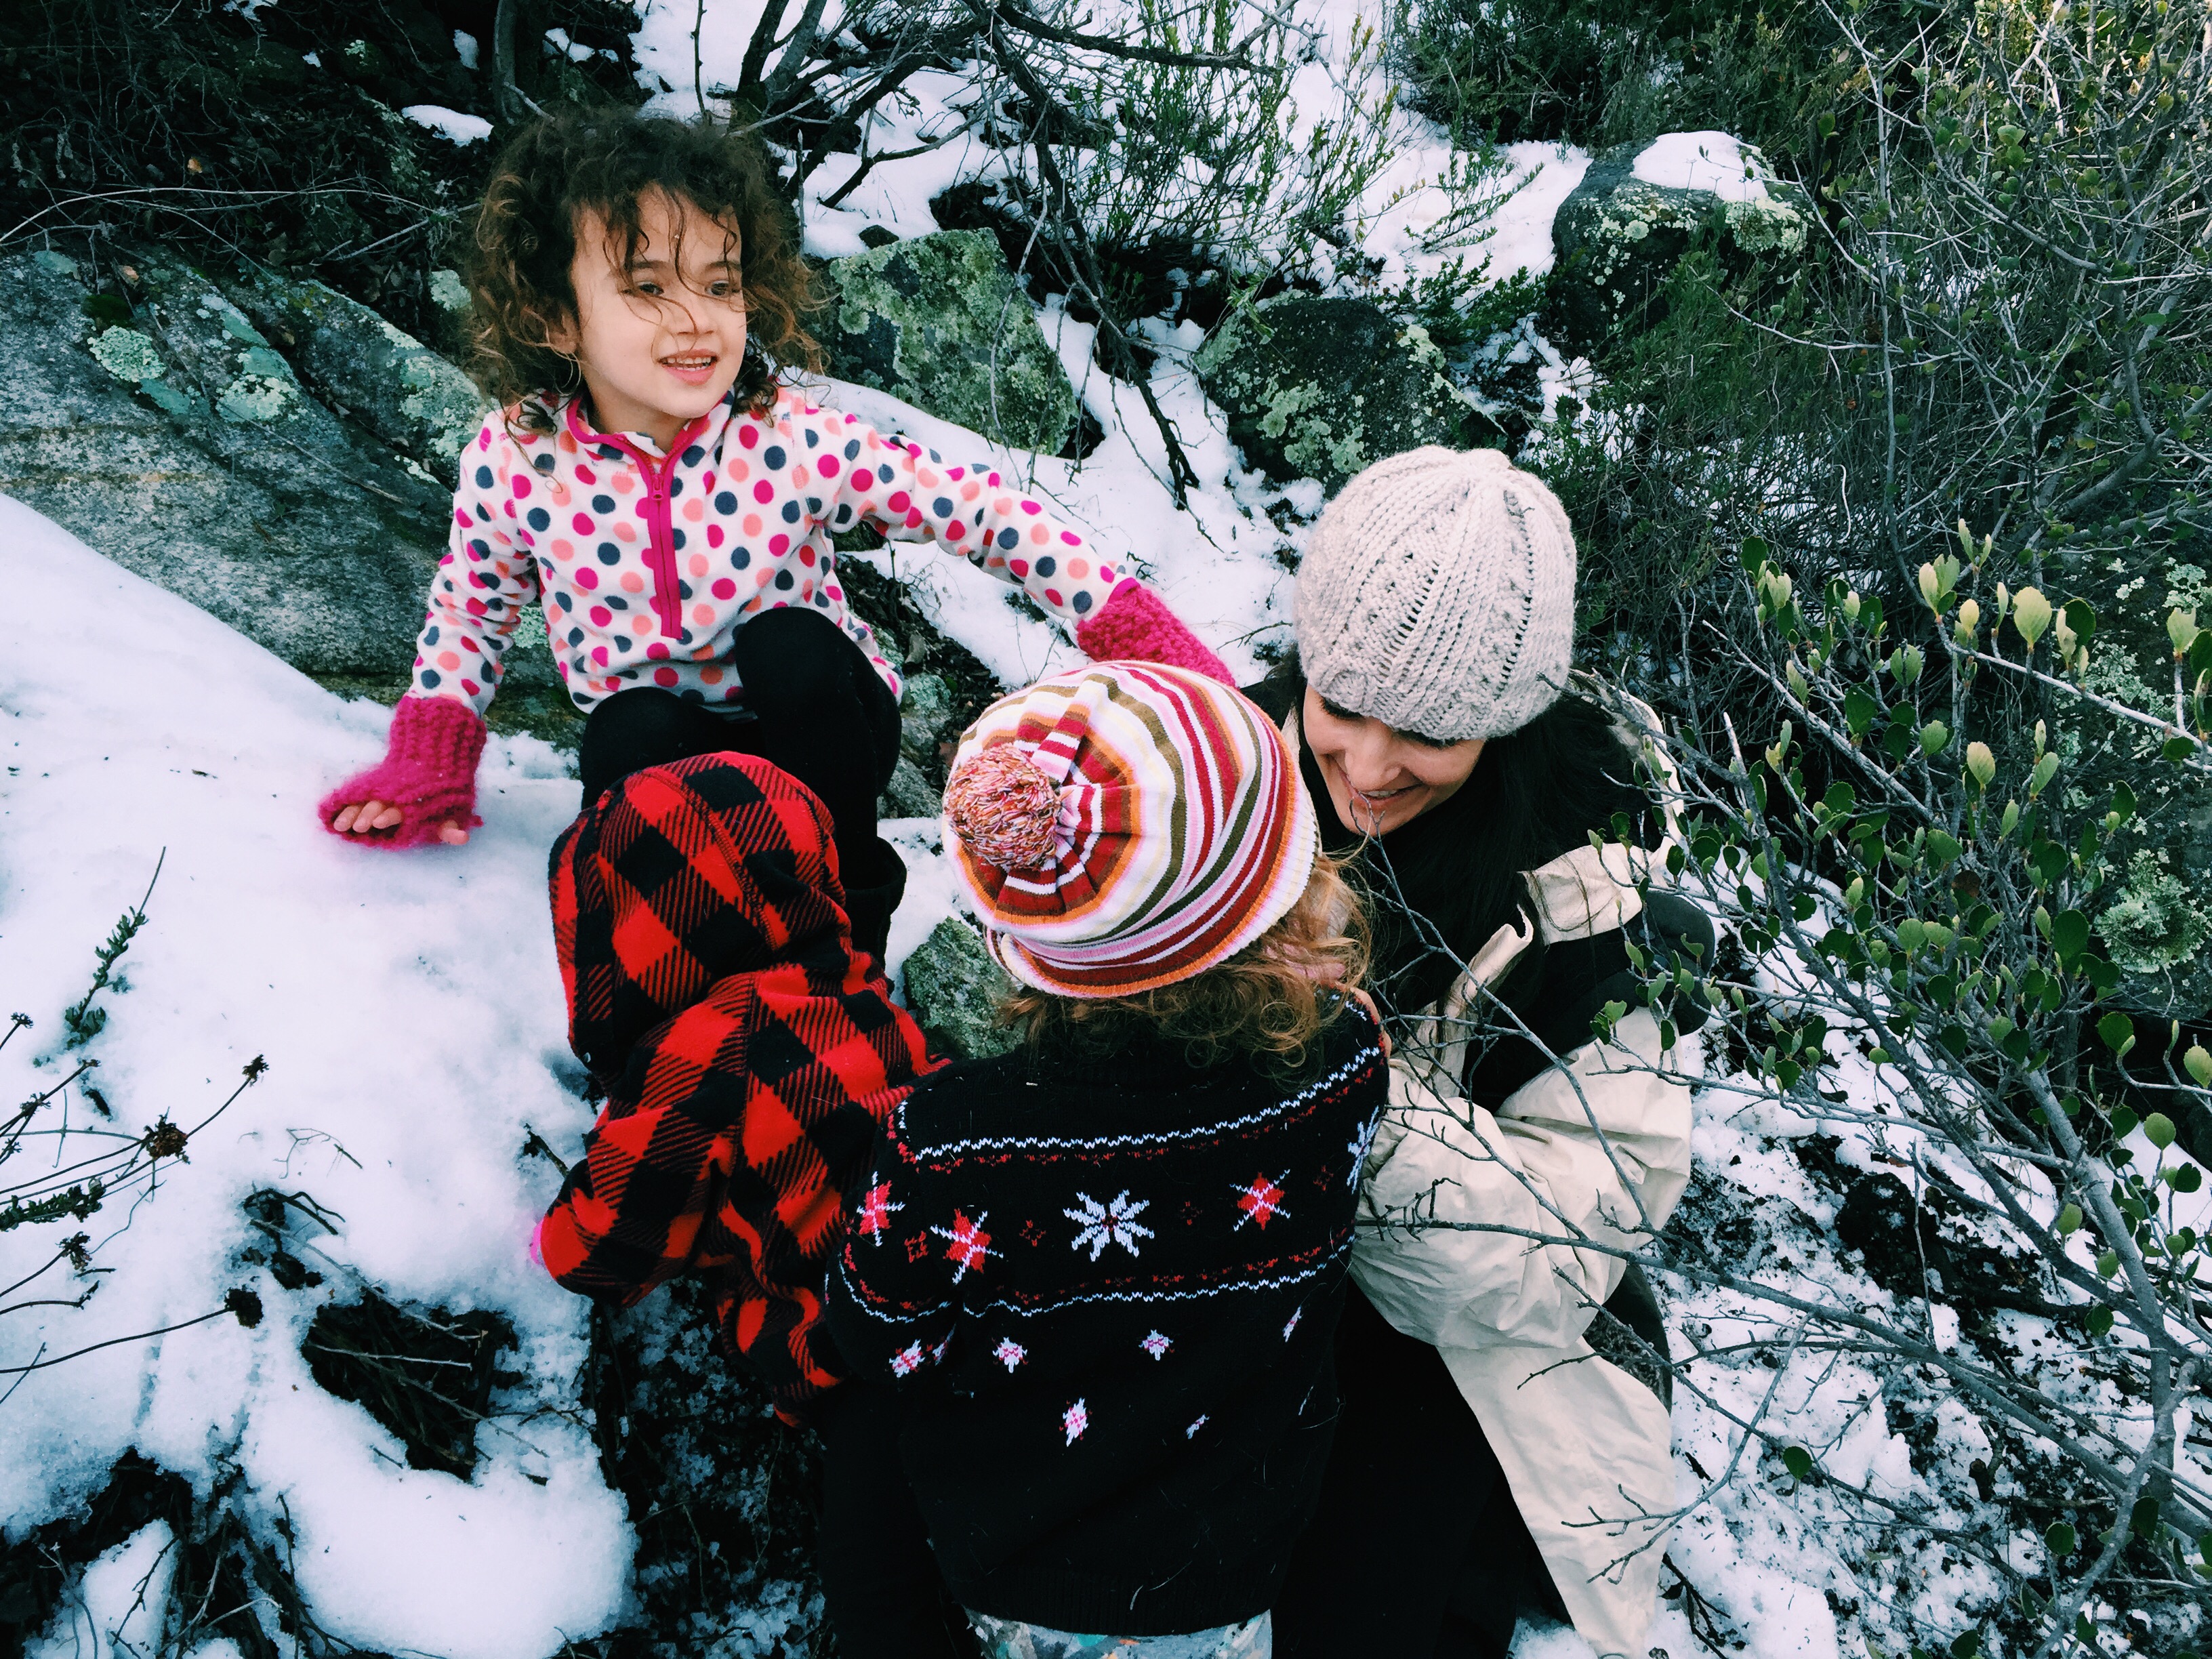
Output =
[
  {"x1": 1273, "y1": 661, "x2": 1659, "y2": 1017},
  {"x1": 463, "y1": 108, "x2": 822, "y2": 431}
]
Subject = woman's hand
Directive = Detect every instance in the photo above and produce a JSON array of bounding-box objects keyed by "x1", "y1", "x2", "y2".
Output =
[{"x1": 330, "y1": 799, "x2": 470, "y2": 845}]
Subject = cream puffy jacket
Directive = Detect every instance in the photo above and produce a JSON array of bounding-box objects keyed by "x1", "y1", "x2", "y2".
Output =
[{"x1": 1317, "y1": 722, "x2": 1697, "y2": 1658}]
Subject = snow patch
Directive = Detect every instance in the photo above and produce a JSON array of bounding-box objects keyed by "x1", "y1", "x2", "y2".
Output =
[
  {"x1": 402, "y1": 105, "x2": 493, "y2": 146},
  {"x1": 1633, "y1": 131, "x2": 1774, "y2": 202}
]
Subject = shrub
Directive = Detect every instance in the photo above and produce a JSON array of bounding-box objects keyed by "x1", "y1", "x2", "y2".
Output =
[
  {"x1": 1570, "y1": 532, "x2": 2212, "y2": 1654},
  {"x1": 1391, "y1": 0, "x2": 1828, "y2": 155}
]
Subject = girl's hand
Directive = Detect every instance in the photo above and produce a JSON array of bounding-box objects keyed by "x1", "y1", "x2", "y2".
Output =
[{"x1": 331, "y1": 800, "x2": 470, "y2": 845}]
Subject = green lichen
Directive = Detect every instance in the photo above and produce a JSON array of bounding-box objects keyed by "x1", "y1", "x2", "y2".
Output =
[
  {"x1": 1258, "y1": 381, "x2": 1325, "y2": 440},
  {"x1": 1196, "y1": 297, "x2": 1477, "y2": 495},
  {"x1": 1723, "y1": 195, "x2": 1808, "y2": 255},
  {"x1": 1283, "y1": 399, "x2": 1371, "y2": 483},
  {"x1": 430, "y1": 269, "x2": 470, "y2": 312},
  {"x1": 2101, "y1": 853, "x2": 2211, "y2": 975},
  {"x1": 33, "y1": 251, "x2": 78, "y2": 276},
  {"x1": 1399, "y1": 323, "x2": 1447, "y2": 371},
  {"x1": 401, "y1": 354, "x2": 484, "y2": 464},
  {"x1": 217, "y1": 371, "x2": 295, "y2": 423},
  {"x1": 142, "y1": 380, "x2": 200, "y2": 419},
  {"x1": 217, "y1": 267, "x2": 487, "y2": 478},
  {"x1": 89, "y1": 327, "x2": 167, "y2": 384},
  {"x1": 823, "y1": 230, "x2": 1076, "y2": 455},
  {"x1": 2167, "y1": 562, "x2": 2210, "y2": 612}
]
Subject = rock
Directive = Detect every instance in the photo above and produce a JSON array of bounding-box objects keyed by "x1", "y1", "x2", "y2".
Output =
[
  {"x1": 1832, "y1": 1170, "x2": 2039, "y2": 1314},
  {"x1": 899, "y1": 670, "x2": 954, "y2": 764},
  {"x1": 0, "y1": 250, "x2": 446, "y2": 680},
  {"x1": 880, "y1": 755, "x2": 943, "y2": 820},
  {"x1": 876, "y1": 669, "x2": 957, "y2": 818},
  {"x1": 219, "y1": 266, "x2": 489, "y2": 485},
  {"x1": 821, "y1": 231, "x2": 1077, "y2": 455},
  {"x1": 1193, "y1": 295, "x2": 1489, "y2": 497},
  {"x1": 900, "y1": 917, "x2": 1020, "y2": 1060},
  {"x1": 1547, "y1": 135, "x2": 1815, "y2": 353},
  {"x1": 0, "y1": 250, "x2": 574, "y2": 745}
]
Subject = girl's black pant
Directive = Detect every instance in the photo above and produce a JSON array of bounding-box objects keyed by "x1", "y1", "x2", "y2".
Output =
[
  {"x1": 576, "y1": 607, "x2": 906, "y2": 962},
  {"x1": 1273, "y1": 1283, "x2": 1570, "y2": 1659},
  {"x1": 813, "y1": 1381, "x2": 975, "y2": 1658}
]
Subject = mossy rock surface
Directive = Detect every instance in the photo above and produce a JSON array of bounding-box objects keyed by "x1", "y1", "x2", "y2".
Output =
[
  {"x1": 1547, "y1": 140, "x2": 1815, "y2": 353},
  {"x1": 1193, "y1": 295, "x2": 1486, "y2": 497},
  {"x1": 821, "y1": 230, "x2": 1076, "y2": 455},
  {"x1": 901, "y1": 916, "x2": 1019, "y2": 1060},
  {"x1": 220, "y1": 266, "x2": 489, "y2": 485},
  {"x1": 0, "y1": 250, "x2": 448, "y2": 679}
]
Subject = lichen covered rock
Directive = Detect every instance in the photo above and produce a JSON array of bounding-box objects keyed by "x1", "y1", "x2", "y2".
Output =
[
  {"x1": 900, "y1": 916, "x2": 1019, "y2": 1060},
  {"x1": 0, "y1": 251, "x2": 461, "y2": 680},
  {"x1": 1193, "y1": 296, "x2": 1487, "y2": 497},
  {"x1": 220, "y1": 266, "x2": 489, "y2": 484},
  {"x1": 1547, "y1": 137, "x2": 1815, "y2": 352},
  {"x1": 0, "y1": 249, "x2": 577, "y2": 754},
  {"x1": 821, "y1": 230, "x2": 1076, "y2": 455},
  {"x1": 881, "y1": 755, "x2": 943, "y2": 819}
]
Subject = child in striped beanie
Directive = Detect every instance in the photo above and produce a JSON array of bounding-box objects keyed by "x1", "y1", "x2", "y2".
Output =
[{"x1": 827, "y1": 661, "x2": 1390, "y2": 1659}]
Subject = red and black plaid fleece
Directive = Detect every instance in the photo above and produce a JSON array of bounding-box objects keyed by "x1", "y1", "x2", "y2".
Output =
[{"x1": 539, "y1": 752, "x2": 936, "y2": 1416}]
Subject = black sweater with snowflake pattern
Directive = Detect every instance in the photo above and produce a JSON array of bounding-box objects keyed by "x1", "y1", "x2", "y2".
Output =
[{"x1": 824, "y1": 1002, "x2": 1388, "y2": 1634}]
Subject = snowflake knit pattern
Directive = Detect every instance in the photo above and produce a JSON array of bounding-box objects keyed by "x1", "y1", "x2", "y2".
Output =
[
  {"x1": 824, "y1": 1007, "x2": 1387, "y2": 1633},
  {"x1": 416, "y1": 385, "x2": 1122, "y2": 718}
]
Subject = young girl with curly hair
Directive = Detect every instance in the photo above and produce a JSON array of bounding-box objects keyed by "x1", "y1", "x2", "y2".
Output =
[{"x1": 319, "y1": 108, "x2": 1226, "y2": 959}]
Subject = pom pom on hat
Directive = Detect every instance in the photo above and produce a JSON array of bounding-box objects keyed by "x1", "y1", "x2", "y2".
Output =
[{"x1": 945, "y1": 747, "x2": 1063, "y2": 871}]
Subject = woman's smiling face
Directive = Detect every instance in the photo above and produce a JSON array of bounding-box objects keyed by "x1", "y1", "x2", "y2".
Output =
[{"x1": 1302, "y1": 686, "x2": 1486, "y2": 837}]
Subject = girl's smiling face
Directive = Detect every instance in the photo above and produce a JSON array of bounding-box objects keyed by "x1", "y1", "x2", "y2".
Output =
[
  {"x1": 551, "y1": 189, "x2": 747, "y2": 451},
  {"x1": 1302, "y1": 685, "x2": 1486, "y2": 837}
]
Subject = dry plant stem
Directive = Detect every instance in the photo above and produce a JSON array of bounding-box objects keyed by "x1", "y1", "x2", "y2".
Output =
[
  {"x1": 977, "y1": 0, "x2": 1269, "y2": 70},
  {"x1": 0, "y1": 1302, "x2": 237, "y2": 1375},
  {"x1": 972, "y1": 1, "x2": 1202, "y2": 499},
  {"x1": 1944, "y1": 636, "x2": 2211, "y2": 766}
]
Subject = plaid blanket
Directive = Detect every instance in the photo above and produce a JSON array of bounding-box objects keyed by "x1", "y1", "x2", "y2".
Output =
[{"x1": 539, "y1": 752, "x2": 935, "y2": 1415}]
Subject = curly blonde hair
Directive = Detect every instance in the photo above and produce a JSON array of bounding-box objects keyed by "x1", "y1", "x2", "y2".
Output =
[
  {"x1": 1002, "y1": 857, "x2": 1371, "y2": 1075},
  {"x1": 462, "y1": 108, "x2": 823, "y2": 432}
]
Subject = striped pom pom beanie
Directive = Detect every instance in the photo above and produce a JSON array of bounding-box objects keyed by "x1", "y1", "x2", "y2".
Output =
[
  {"x1": 941, "y1": 661, "x2": 1319, "y2": 998},
  {"x1": 1295, "y1": 445, "x2": 1577, "y2": 741}
]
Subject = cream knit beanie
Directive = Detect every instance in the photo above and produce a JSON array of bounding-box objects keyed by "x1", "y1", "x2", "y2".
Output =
[{"x1": 1294, "y1": 446, "x2": 1576, "y2": 741}]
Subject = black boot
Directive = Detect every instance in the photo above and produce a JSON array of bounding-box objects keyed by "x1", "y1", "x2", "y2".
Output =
[{"x1": 841, "y1": 836, "x2": 908, "y2": 971}]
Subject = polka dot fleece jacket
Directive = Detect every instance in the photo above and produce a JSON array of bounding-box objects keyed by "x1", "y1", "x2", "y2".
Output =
[{"x1": 319, "y1": 384, "x2": 1231, "y2": 846}]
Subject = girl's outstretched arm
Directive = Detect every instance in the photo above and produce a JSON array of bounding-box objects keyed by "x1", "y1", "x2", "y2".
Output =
[
  {"x1": 320, "y1": 414, "x2": 544, "y2": 847},
  {"x1": 817, "y1": 409, "x2": 1231, "y2": 682}
]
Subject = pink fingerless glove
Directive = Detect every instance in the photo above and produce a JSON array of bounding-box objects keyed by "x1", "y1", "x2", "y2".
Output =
[
  {"x1": 318, "y1": 694, "x2": 487, "y2": 848},
  {"x1": 1074, "y1": 579, "x2": 1233, "y2": 686}
]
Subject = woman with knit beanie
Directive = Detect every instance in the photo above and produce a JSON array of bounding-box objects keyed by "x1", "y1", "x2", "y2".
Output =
[
  {"x1": 1197, "y1": 447, "x2": 1711, "y2": 1659},
  {"x1": 825, "y1": 660, "x2": 1391, "y2": 1659}
]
